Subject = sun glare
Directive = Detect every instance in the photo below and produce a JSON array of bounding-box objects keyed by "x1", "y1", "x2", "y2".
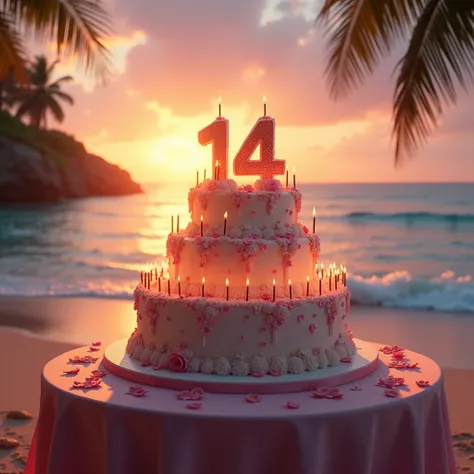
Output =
[{"x1": 149, "y1": 137, "x2": 206, "y2": 173}]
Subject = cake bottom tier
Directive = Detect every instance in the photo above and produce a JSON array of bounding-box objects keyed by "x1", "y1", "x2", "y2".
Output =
[{"x1": 126, "y1": 286, "x2": 356, "y2": 376}]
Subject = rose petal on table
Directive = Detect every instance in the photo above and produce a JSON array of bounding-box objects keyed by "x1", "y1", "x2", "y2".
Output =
[
  {"x1": 91, "y1": 369, "x2": 107, "y2": 378},
  {"x1": 340, "y1": 357, "x2": 352, "y2": 363},
  {"x1": 190, "y1": 388, "x2": 205, "y2": 400},
  {"x1": 245, "y1": 394, "x2": 261, "y2": 403},
  {"x1": 286, "y1": 401, "x2": 300, "y2": 409},
  {"x1": 384, "y1": 389, "x2": 399, "y2": 398},
  {"x1": 350, "y1": 385, "x2": 362, "y2": 391},
  {"x1": 88, "y1": 346, "x2": 100, "y2": 352},
  {"x1": 186, "y1": 402, "x2": 202, "y2": 410},
  {"x1": 91, "y1": 341, "x2": 102, "y2": 346},
  {"x1": 312, "y1": 386, "x2": 330, "y2": 398},
  {"x1": 391, "y1": 351, "x2": 406, "y2": 360},
  {"x1": 126, "y1": 385, "x2": 148, "y2": 397},
  {"x1": 63, "y1": 367, "x2": 80, "y2": 375},
  {"x1": 68, "y1": 355, "x2": 98, "y2": 364},
  {"x1": 416, "y1": 380, "x2": 430, "y2": 388}
]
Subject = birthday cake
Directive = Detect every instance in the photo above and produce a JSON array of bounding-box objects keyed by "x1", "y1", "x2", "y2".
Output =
[{"x1": 126, "y1": 176, "x2": 355, "y2": 376}]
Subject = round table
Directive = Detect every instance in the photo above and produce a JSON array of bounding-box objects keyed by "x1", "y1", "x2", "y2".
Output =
[{"x1": 25, "y1": 341, "x2": 456, "y2": 474}]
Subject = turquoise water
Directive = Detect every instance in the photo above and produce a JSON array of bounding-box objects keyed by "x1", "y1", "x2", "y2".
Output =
[{"x1": 0, "y1": 182, "x2": 473, "y2": 312}]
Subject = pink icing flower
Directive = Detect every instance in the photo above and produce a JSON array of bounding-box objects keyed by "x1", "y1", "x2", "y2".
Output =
[
  {"x1": 416, "y1": 380, "x2": 430, "y2": 388},
  {"x1": 186, "y1": 402, "x2": 202, "y2": 410},
  {"x1": 297, "y1": 314, "x2": 305, "y2": 323},
  {"x1": 88, "y1": 346, "x2": 100, "y2": 352},
  {"x1": 350, "y1": 386, "x2": 362, "y2": 391},
  {"x1": 63, "y1": 367, "x2": 80, "y2": 375},
  {"x1": 387, "y1": 361, "x2": 418, "y2": 370},
  {"x1": 312, "y1": 387, "x2": 343, "y2": 399},
  {"x1": 91, "y1": 341, "x2": 101, "y2": 346},
  {"x1": 168, "y1": 352, "x2": 189, "y2": 373},
  {"x1": 308, "y1": 324, "x2": 317, "y2": 334},
  {"x1": 207, "y1": 180, "x2": 218, "y2": 191},
  {"x1": 384, "y1": 389, "x2": 399, "y2": 398},
  {"x1": 190, "y1": 388, "x2": 205, "y2": 400},
  {"x1": 176, "y1": 390, "x2": 192, "y2": 400},
  {"x1": 245, "y1": 394, "x2": 261, "y2": 403},
  {"x1": 286, "y1": 401, "x2": 300, "y2": 409},
  {"x1": 127, "y1": 385, "x2": 148, "y2": 397},
  {"x1": 302, "y1": 225, "x2": 309, "y2": 234},
  {"x1": 340, "y1": 357, "x2": 352, "y2": 363},
  {"x1": 72, "y1": 378, "x2": 102, "y2": 390}
]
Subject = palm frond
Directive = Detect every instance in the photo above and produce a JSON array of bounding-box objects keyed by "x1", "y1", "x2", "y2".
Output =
[
  {"x1": 46, "y1": 95, "x2": 65, "y2": 122},
  {"x1": 2, "y1": 0, "x2": 112, "y2": 80},
  {"x1": 393, "y1": 0, "x2": 474, "y2": 163},
  {"x1": 50, "y1": 75, "x2": 73, "y2": 87},
  {"x1": 50, "y1": 88, "x2": 74, "y2": 105},
  {"x1": 317, "y1": 0, "x2": 425, "y2": 99},
  {"x1": 0, "y1": 9, "x2": 28, "y2": 82}
]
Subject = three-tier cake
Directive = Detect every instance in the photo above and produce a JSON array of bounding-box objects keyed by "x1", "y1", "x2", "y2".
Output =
[{"x1": 126, "y1": 177, "x2": 356, "y2": 377}]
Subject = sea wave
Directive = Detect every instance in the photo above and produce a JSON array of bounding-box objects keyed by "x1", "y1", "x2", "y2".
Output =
[
  {"x1": 349, "y1": 270, "x2": 474, "y2": 313},
  {"x1": 339, "y1": 211, "x2": 474, "y2": 225},
  {"x1": 0, "y1": 270, "x2": 473, "y2": 313}
]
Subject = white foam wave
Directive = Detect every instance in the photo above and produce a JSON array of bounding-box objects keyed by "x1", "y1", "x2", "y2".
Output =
[{"x1": 349, "y1": 270, "x2": 474, "y2": 313}]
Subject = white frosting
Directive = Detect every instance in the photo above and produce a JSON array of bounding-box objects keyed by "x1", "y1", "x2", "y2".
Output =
[
  {"x1": 250, "y1": 355, "x2": 269, "y2": 375},
  {"x1": 200, "y1": 358, "x2": 215, "y2": 374},
  {"x1": 303, "y1": 353, "x2": 319, "y2": 371},
  {"x1": 268, "y1": 356, "x2": 288, "y2": 375},
  {"x1": 231, "y1": 356, "x2": 250, "y2": 376},
  {"x1": 214, "y1": 357, "x2": 232, "y2": 375},
  {"x1": 287, "y1": 356, "x2": 305, "y2": 374},
  {"x1": 188, "y1": 356, "x2": 202, "y2": 373}
]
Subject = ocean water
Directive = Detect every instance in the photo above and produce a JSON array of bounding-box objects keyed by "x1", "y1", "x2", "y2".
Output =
[{"x1": 0, "y1": 182, "x2": 473, "y2": 313}]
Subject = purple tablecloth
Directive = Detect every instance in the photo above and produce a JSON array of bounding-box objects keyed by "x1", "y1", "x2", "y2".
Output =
[{"x1": 25, "y1": 341, "x2": 456, "y2": 474}]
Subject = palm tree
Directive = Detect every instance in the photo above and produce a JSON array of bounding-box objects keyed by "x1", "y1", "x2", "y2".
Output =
[
  {"x1": 317, "y1": 0, "x2": 474, "y2": 164},
  {"x1": 15, "y1": 55, "x2": 74, "y2": 128},
  {"x1": 0, "y1": 0, "x2": 111, "y2": 84}
]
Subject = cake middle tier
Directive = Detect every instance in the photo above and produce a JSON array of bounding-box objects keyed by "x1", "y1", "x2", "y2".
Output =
[{"x1": 167, "y1": 234, "x2": 321, "y2": 289}]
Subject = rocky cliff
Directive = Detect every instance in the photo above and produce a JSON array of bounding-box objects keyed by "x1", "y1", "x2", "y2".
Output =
[{"x1": 0, "y1": 133, "x2": 142, "y2": 203}]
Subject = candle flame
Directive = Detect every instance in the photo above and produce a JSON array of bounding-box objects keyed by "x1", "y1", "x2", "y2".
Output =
[
  {"x1": 306, "y1": 275, "x2": 310, "y2": 282},
  {"x1": 288, "y1": 279, "x2": 292, "y2": 286},
  {"x1": 178, "y1": 275, "x2": 181, "y2": 282},
  {"x1": 313, "y1": 207, "x2": 316, "y2": 217},
  {"x1": 200, "y1": 215, "x2": 203, "y2": 222},
  {"x1": 263, "y1": 95, "x2": 267, "y2": 104},
  {"x1": 286, "y1": 164, "x2": 288, "y2": 171},
  {"x1": 292, "y1": 166, "x2": 296, "y2": 174},
  {"x1": 218, "y1": 95, "x2": 222, "y2": 104},
  {"x1": 246, "y1": 278, "x2": 249, "y2": 286},
  {"x1": 224, "y1": 211, "x2": 228, "y2": 219},
  {"x1": 273, "y1": 278, "x2": 276, "y2": 285},
  {"x1": 202, "y1": 276, "x2": 205, "y2": 284},
  {"x1": 319, "y1": 272, "x2": 322, "y2": 279},
  {"x1": 216, "y1": 160, "x2": 220, "y2": 167},
  {"x1": 226, "y1": 278, "x2": 229, "y2": 286}
]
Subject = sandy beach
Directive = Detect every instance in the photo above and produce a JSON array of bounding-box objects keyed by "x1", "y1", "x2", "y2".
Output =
[{"x1": 1, "y1": 297, "x2": 474, "y2": 472}]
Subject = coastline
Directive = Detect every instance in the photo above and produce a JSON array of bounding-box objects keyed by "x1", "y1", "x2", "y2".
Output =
[{"x1": 1, "y1": 297, "x2": 474, "y2": 472}]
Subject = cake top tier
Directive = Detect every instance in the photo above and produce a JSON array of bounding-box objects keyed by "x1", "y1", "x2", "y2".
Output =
[{"x1": 188, "y1": 178, "x2": 302, "y2": 237}]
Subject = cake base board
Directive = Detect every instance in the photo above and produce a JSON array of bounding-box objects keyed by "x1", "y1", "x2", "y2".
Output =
[{"x1": 103, "y1": 338, "x2": 379, "y2": 394}]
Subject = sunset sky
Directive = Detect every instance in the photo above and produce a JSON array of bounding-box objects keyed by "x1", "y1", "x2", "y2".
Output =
[{"x1": 32, "y1": 0, "x2": 474, "y2": 184}]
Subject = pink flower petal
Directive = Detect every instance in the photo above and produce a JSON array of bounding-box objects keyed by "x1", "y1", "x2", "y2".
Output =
[
  {"x1": 340, "y1": 357, "x2": 352, "y2": 363},
  {"x1": 350, "y1": 386, "x2": 362, "y2": 391},
  {"x1": 89, "y1": 346, "x2": 100, "y2": 352},
  {"x1": 384, "y1": 389, "x2": 399, "y2": 398},
  {"x1": 91, "y1": 341, "x2": 102, "y2": 346},
  {"x1": 91, "y1": 369, "x2": 107, "y2": 378},
  {"x1": 186, "y1": 402, "x2": 202, "y2": 410},
  {"x1": 69, "y1": 355, "x2": 98, "y2": 364},
  {"x1": 286, "y1": 401, "x2": 300, "y2": 409},
  {"x1": 245, "y1": 394, "x2": 261, "y2": 403},
  {"x1": 416, "y1": 380, "x2": 430, "y2": 388},
  {"x1": 126, "y1": 385, "x2": 148, "y2": 397},
  {"x1": 63, "y1": 367, "x2": 80, "y2": 375},
  {"x1": 176, "y1": 390, "x2": 192, "y2": 400},
  {"x1": 190, "y1": 388, "x2": 205, "y2": 400}
]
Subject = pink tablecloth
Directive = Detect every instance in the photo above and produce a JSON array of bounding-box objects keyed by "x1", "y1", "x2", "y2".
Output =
[{"x1": 25, "y1": 342, "x2": 456, "y2": 474}]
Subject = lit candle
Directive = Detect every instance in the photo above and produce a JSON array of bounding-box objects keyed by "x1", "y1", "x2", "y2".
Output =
[
  {"x1": 158, "y1": 270, "x2": 161, "y2": 292},
  {"x1": 144, "y1": 263, "x2": 148, "y2": 288},
  {"x1": 319, "y1": 272, "x2": 322, "y2": 295},
  {"x1": 218, "y1": 95, "x2": 222, "y2": 117},
  {"x1": 140, "y1": 266, "x2": 144, "y2": 285},
  {"x1": 321, "y1": 263, "x2": 324, "y2": 279},
  {"x1": 335, "y1": 271, "x2": 338, "y2": 290},
  {"x1": 178, "y1": 275, "x2": 181, "y2": 296},
  {"x1": 177, "y1": 215, "x2": 180, "y2": 233},
  {"x1": 196, "y1": 169, "x2": 199, "y2": 186},
  {"x1": 202, "y1": 276, "x2": 205, "y2": 297},
  {"x1": 272, "y1": 278, "x2": 276, "y2": 302},
  {"x1": 204, "y1": 168, "x2": 207, "y2": 181},
  {"x1": 306, "y1": 275, "x2": 310, "y2": 296},
  {"x1": 217, "y1": 161, "x2": 221, "y2": 180},
  {"x1": 200, "y1": 215, "x2": 204, "y2": 237},
  {"x1": 171, "y1": 215, "x2": 174, "y2": 234},
  {"x1": 285, "y1": 164, "x2": 289, "y2": 188},
  {"x1": 288, "y1": 279, "x2": 292, "y2": 300},
  {"x1": 167, "y1": 275, "x2": 171, "y2": 295},
  {"x1": 154, "y1": 264, "x2": 158, "y2": 281},
  {"x1": 329, "y1": 271, "x2": 332, "y2": 292},
  {"x1": 226, "y1": 278, "x2": 229, "y2": 301},
  {"x1": 223, "y1": 211, "x2": 228, "y2": 236},
  {"x1": 312, "y1": 207, "x2": 316, "y2": 233},
  {"x1": 246, "y1": 278, "x2": 249, "y2": 301},
  {"x1": 292, "y1": 166, "x2": 296, "y2": 189},
  {"x1": 263, "y1": 95, "x2": 267, "y2": 116}
]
